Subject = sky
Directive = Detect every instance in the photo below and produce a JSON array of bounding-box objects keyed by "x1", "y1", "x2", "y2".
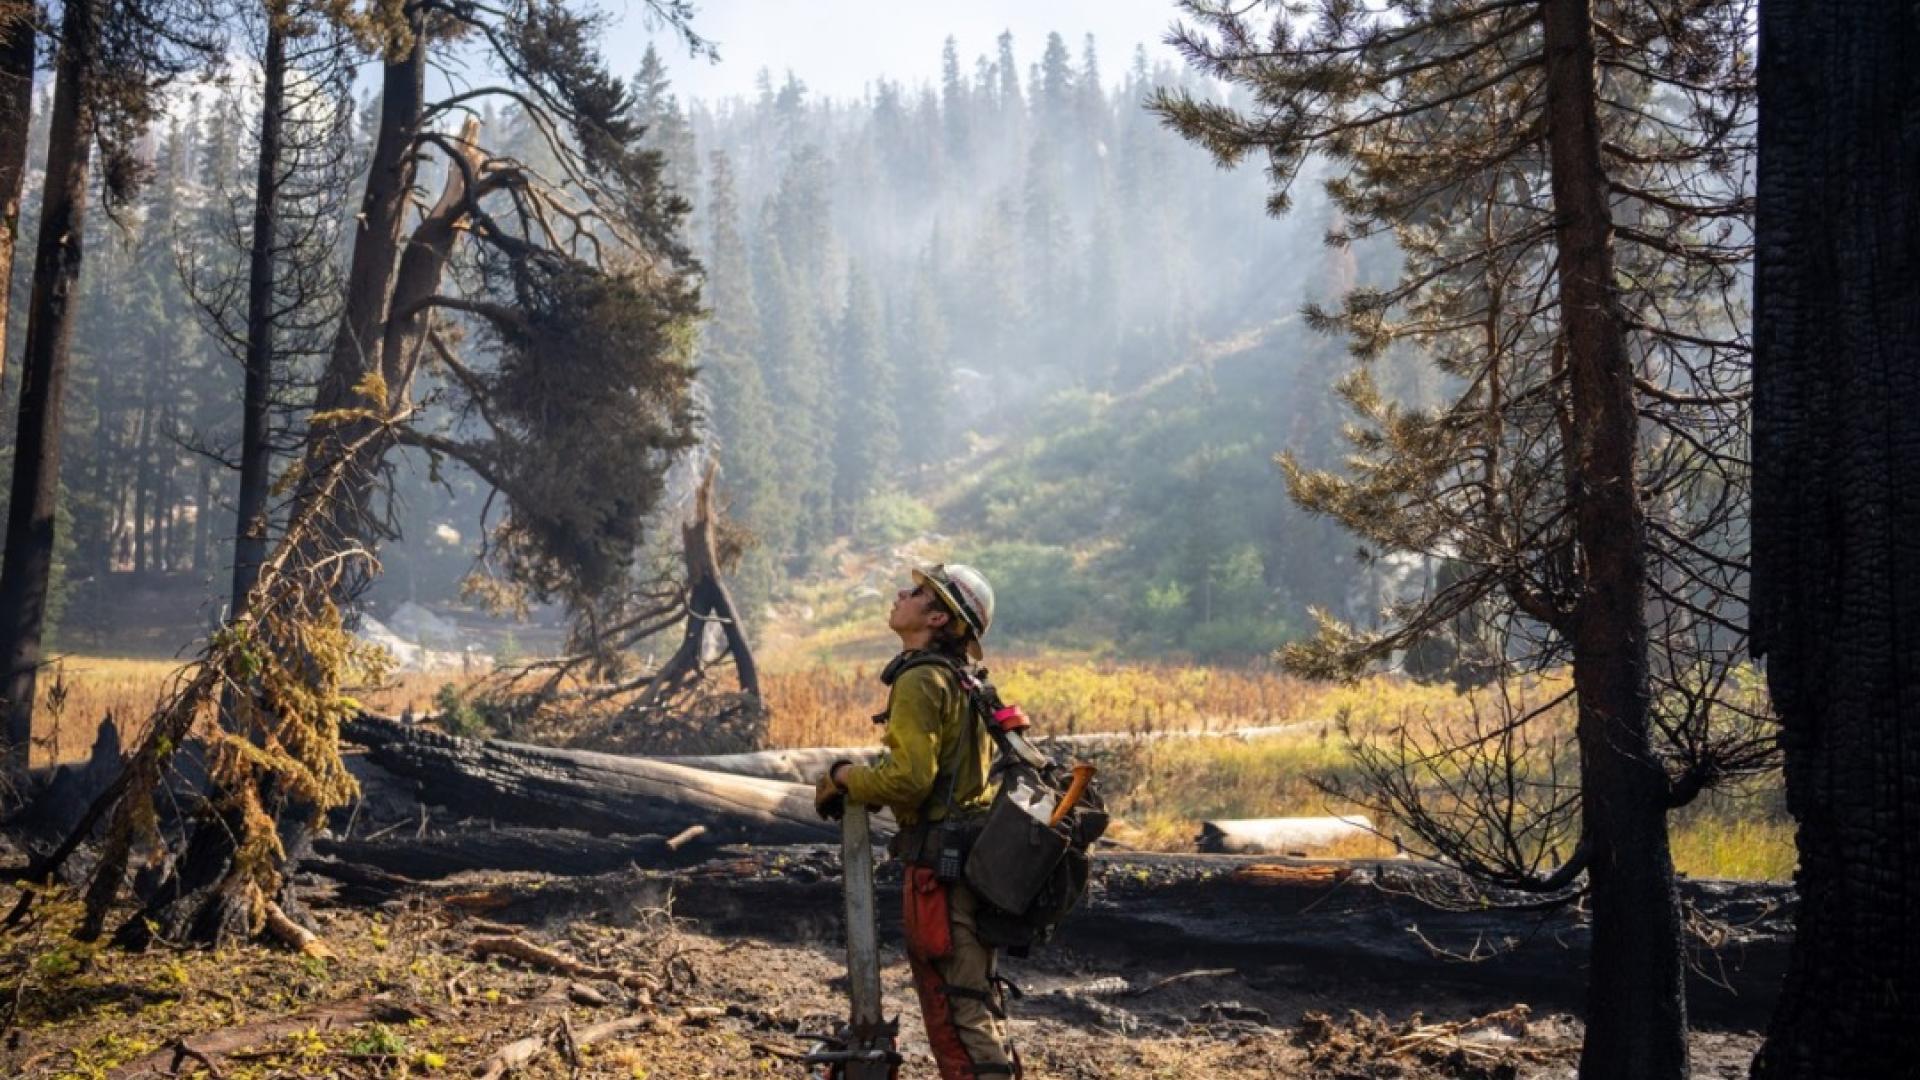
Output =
[{"x1": 606, "y1": 0, "x2": 1196, "y2": 105}]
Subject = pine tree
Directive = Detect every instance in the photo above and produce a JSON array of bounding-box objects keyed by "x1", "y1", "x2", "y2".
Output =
[
  {"x1": 1155, "y1": 3, "x2": 1761, "y2": 1076},
  {"x1": 894, "y1": 244, "x2": 952, "y2": 470},
  {"x1": 939, "y1": 36, "x2": 971, "y2": 178},
  {"x1": 633, "y1": 44, "x2": 700, "y2": 215},
  {"x1": 830, "y1": 261, "x2": 895, "y2": 530},
  {"x1": 0, "y1": 0, "x2": 214, "y2": 767},
  {"x1": 699, "y1": 149, "x2": 781, "y2": 592},
  {"x1": 0, "y1": 2, "x2": 32, "y2": 397}
]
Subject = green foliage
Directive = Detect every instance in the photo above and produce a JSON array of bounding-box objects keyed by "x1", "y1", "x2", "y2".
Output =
[
  {"x1": 346, "y1": 1022, "x2": 409, "y2": 1058},
  {"x1": 944, "y1": 338, "x2": 1352, "y2": 656},
  {"x1": 432, "y1": 683, "x2": 500, "y2": 740},
  {"x1": 458, "y1": 250, "x2": 701, "y2": 609},
  {"x1": 830, "y1": 263, "x2": 898, "y2": 529},
  {"x1": 853, "y1": 491, "x2": 935, "y2": 546},
  {"x1": 962, "y1": 542, "x2": 1085, "y2": 636}
]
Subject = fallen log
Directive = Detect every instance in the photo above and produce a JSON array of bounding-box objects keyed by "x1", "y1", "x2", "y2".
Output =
[
  {"x1": 663, "y1": 725, "x2": 1313, "y2": 783},
  {"x1": 445, "y1": 848, "x2": 1793, "y2": 1027},
  {"x1": 343, "y1": 714, "x2": 853, "y2": 844},
  {"x1": 1197, "y1": 816, "x2": 1376, "y2": 854},
  {"x1": 313, "y1": 826, "x2": 714, "y2": 880}
]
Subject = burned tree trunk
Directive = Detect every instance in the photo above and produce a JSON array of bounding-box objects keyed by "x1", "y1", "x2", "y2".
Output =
[
  {"x1": 1540, "y1": 2, "x2": 1685, "y2": 1076},
  {"x1": 343, "y1": 714, "x2": 842, "y2": 844},
  {"x1": 1750, "y1": 2, "x2": 1920, "y2": 1076},
  {"x1": 0, "y1": 2, "x2": 32, "y2": 400},
  {"x1": 637, "y1": 463, "x2": 760, "y2": 711},
  {"x1": 135, "y1": 110, "x2": 477, "y2": 947},
  {"x1": 228, "y1": 11, "x2": 288, "y2": 617},
  {"x1": 313, "y1": 825, "x2": 711, "y2": 880},
  {"x1": 0, "y1": 0, "x2": 101, "y2": 772}
]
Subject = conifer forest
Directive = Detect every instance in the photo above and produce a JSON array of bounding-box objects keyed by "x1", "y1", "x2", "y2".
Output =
[{"x1": 0, "y1": 2, "x2": 1913, "y2": 1078}]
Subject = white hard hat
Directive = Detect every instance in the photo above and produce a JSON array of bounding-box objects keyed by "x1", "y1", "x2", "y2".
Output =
[{"x1": 912, "y1": 563, "x2": 995, "y2": 660}]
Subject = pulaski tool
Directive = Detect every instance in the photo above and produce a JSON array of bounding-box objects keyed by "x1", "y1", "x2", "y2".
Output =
[{"x1": 806, "y1": 804, "x2": 900, "y2": 1079}]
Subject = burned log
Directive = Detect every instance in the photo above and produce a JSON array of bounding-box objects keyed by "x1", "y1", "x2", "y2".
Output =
[
  {"x1": 342, "y1": 713, "x2": 853, "y2": 844},
  {"x1": 459, "y1": 849, "x2": 1791, "y2": 1027},
  {"x1": 663, "y1": 725, "x2": 1312, "y2": 783},
  {"x1": 314, "y1": 826, "x2": 715, "y2": 880}
]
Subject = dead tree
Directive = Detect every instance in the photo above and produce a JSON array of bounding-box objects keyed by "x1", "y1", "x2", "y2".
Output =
[
  {"x1": 636, "y1": 462, "x2": 760, "y2": 711},
  {"x1": 1750, "y1": 1, "x2": 1920, "y2": 1074},
  {"x1": 342, "y1": 713, "x2": 833, "y2": 843},
  {"x1": 3, "y1": 413, "x2": 397, "y2": 946},
  {"x1": 0, "y1": 0, "x2": 216, "y2": 779}
]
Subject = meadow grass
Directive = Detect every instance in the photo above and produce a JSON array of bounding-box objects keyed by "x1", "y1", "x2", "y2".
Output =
[{"x1": 35, "y1": 652, "x2": 1794, "y2": 880}]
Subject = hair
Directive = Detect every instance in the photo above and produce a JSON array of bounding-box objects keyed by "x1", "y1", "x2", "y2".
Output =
[{"x1": 926, "y1": 594, "x2": 976, "y2": 660}]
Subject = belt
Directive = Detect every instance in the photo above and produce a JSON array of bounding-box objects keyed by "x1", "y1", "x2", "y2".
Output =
[{"x1": 889, "y1": 816, "x2": 986, "y2": 866}]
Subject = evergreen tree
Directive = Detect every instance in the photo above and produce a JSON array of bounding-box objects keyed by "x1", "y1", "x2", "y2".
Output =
[
  {"x1": 699, "y1": 149, "x2": 781, "y2": 596},
  {"x1": 830, "y1": 261, "x2": 895, "y2": 529},
  {"x1": 939, "y1": 36, "x2": 970, "y2": 177},
  {"x1": 633, "y1": 44, "x2": 700, "y2": 216},
  {"x1": 1155, "y1": 3, "x2": 1761, "y2": 1076},
  {"x1": 753, "y1": 199, "x2": 832, "y2": 559},
  {"x1": 894, "y1": 243, "x2": 952, "y2": 470}
]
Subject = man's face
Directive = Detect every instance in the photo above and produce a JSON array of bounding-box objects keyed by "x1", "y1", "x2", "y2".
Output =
[{"x1": 888, "y1": 580, "x2": 951, "y2": 638}]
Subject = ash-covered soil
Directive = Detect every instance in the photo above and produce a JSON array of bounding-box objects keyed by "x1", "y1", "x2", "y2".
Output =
[{"x1": 1, "y1": 858, "x2": 1763, "y2": 1079}]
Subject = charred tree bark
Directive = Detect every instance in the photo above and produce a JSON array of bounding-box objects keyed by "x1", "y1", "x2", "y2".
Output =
[
  {"x1": 1750, "y1": 2, "x2": 1920, "y2": 1077},
  {"x1": 638, "y1": 464, "x2": 760, "y2": 709},
  {"x1": 380, "y1": 117, "x2": 482, "y2": 395},
  {"x1": 342, "y1": 713, "x2": 840, "y2": 844},
  {"x1": 228, "y1": 11, "x2": 287, "y2": 617},
  {"x1": 0, "y1": 0, "x2": 100, "y2": 770},
  {"x1": 1540, "y1": 2, "x2": 1685, "y2": 1077},
  {"x1": 146, "y1": 44, "x2": 444, "y2": 946},
  {"x1": 290, "y1": 24, "x2": 426, "y2": 568},
  {"x1": 0, "y1": 3, "x2": 32, "y2": 400},
  {"x1": 313, "y1": 825, "x2": 710, "y2": 880}
]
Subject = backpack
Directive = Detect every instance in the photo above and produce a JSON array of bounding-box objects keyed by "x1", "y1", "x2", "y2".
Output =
[{"x1": 885, "y1": 652, "x2": 1110, "y2": 954}]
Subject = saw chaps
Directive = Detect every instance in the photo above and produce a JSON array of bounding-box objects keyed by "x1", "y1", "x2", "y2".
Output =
[{"x1": 903, "y1": 866, "x2": 1021, "y2": 1078}]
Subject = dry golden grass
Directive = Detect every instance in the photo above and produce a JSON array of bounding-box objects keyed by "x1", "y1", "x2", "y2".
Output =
[
  {"x1": 759, "y1": 659, "x2": 1321, "y2": 747},
  {"x1": 29, "y1": 656, "x2": 477, "y2": 767},
  {"x1": 35, "y1": 652, "x2": 1792, "y2": 879}
]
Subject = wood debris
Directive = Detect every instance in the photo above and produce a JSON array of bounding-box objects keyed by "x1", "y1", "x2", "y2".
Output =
[
  {"x1": 469, "y1": 934, "x2": 659, "y2": 994},
  {"x1": 1229, "y1": 863, "x2": 1354, "y2": 887}
]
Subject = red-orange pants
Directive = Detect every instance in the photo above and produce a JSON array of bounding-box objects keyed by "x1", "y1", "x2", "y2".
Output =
[{"x1": 902, "y1": 867, "x2": 1019, "y2": 1078}]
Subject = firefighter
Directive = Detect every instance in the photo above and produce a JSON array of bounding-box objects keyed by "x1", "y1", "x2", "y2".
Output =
[{"x1": 814, "y1": 563, "x2": 1019, "y2": 1079}]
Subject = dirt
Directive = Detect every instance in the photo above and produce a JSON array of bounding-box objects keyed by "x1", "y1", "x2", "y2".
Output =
[{"x1": 0, "y1": 867, "x2": 1764, "y2": 1080}]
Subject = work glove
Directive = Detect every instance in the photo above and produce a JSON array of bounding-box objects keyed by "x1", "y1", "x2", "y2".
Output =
[{"x1": 813, "y1": 767, "x2": 848, "y2": 821}]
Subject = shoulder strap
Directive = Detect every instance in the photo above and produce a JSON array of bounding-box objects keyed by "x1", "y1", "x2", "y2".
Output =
[{"x1": 881, "y1": 651, "x2": 988, "y2": 819}]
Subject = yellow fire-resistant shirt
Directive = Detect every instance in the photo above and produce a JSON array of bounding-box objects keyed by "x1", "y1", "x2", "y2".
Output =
[{"x1": 841, "y1": 659, "x2": 996, "y2": 827}]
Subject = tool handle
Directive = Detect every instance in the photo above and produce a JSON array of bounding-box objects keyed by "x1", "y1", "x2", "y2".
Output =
[{"x1": 1049, "y1": 763, "x2": 1097, "y2": 827}]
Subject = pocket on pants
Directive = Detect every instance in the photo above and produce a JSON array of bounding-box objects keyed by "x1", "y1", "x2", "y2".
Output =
[{"x1": 902, "y1": 866, "x2": 953, "y2": 960}]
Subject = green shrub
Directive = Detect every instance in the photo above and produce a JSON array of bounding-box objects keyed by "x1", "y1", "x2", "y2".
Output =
[
  {"x1": 855, "y1": 491, "x2": 936, "y2": 546},
  {"x1": 961, "y1": 542, "x2": 1086, "y2": 637},
  {"x1": 433, "y1": 683, "x2": 502, "y2": 739}
]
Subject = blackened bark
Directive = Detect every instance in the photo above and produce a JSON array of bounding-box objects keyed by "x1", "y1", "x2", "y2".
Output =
[
  {"x1": 342, "y1": 713, "x2": 837, "y2": 843},
  {"x1": 1540, "y1": 2, "x2": 1686, "y2": 1077},
  {"x1": 641, "y1": 465, "x2": 762, "y2": 710},
  {"x1": 379, "y1": 116, "x2": 482, "y2": 395},
  {"x1": 0, "y1": 0, "x2": 98, "y2": 766},
  {"x1": 0, "y1": 6, "x2": 33, "y2": 398},
  {"x1": 1750, "y1": 2, "x2": 1920, "y2": 1076},
  {"x1": 229, "y1": 14, "x2": 286, "y2": 617},
  {"x1": 292, "y1": 27, "x2": 425, "y2": 565}
]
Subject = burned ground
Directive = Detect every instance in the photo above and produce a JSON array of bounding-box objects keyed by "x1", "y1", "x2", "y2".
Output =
[{"x1": 1, "y1": 839, "x2": 1768, "y2": 1079}]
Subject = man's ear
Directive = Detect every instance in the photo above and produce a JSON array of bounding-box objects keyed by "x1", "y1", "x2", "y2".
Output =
[{"x1": 925, "y1": 607, "x2": 950, "y2": 629}]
